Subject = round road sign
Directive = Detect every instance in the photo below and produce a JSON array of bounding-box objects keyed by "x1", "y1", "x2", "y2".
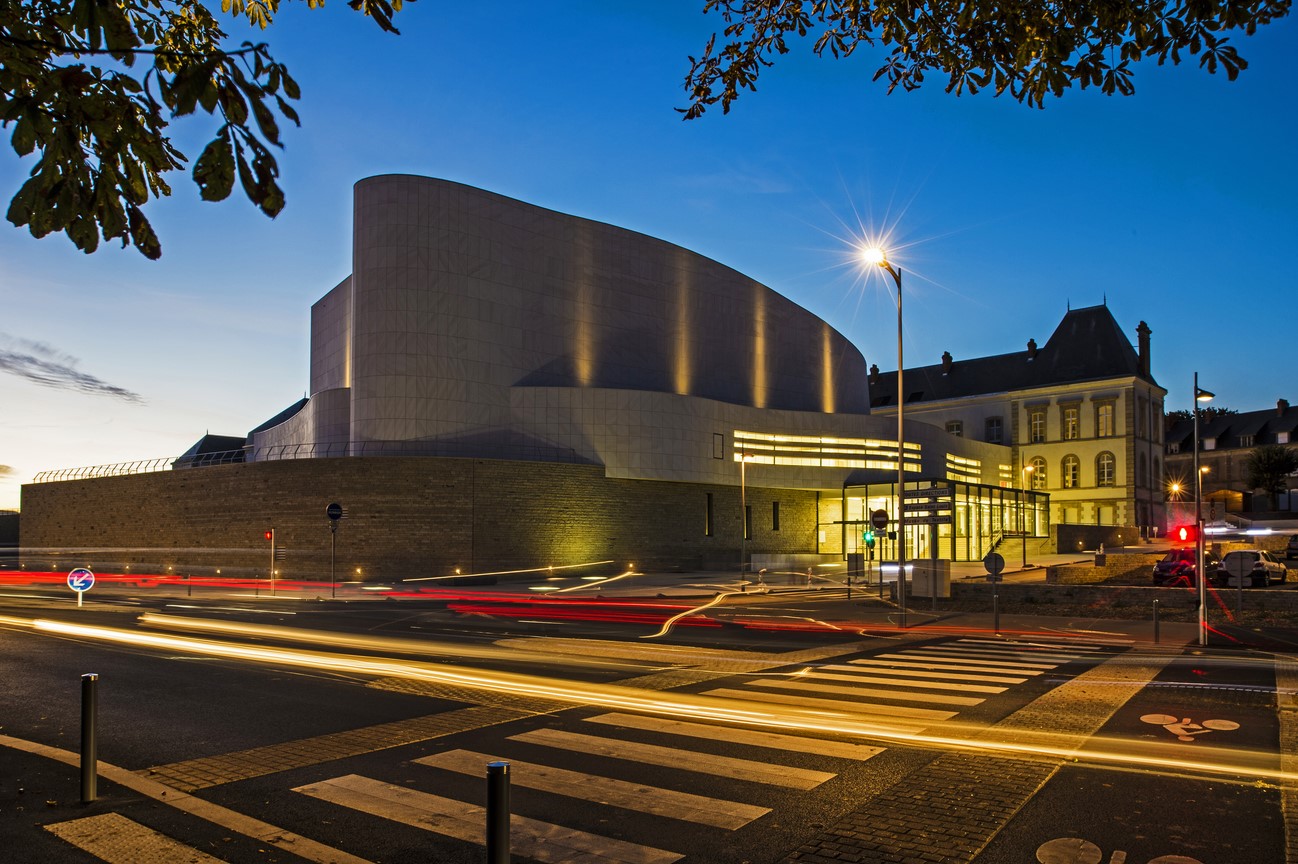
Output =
[
  {"x1": 326, "y1": 502, "x2": 343, "y2": 521},
  {"x1": 67, "y1": 567, "x2": 95, "y2": 592},
  {"x1": 982, "y1": 552, "x2": 1005, "y2": 577},
  {"x1": 870, "y1": 509, "x2": 889, "y2": 531}
]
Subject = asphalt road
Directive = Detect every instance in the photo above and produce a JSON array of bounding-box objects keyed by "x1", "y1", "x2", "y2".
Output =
[{"x1": 0, "y1": 590, "x2": 1292, "y2": 864}]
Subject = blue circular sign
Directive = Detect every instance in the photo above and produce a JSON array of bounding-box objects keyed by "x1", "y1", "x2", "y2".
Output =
[{"x1": 67, "y1": 568, "x2": 95, "y2": 592}]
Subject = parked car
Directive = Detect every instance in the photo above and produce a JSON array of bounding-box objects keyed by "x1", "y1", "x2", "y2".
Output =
[
  {"x1": 1152, "y1": 549, "x2": 1221, "y2": 587},
  {"x1": 1286, "y1": 534, "x2": 1298, "y2": 560},
  {"x1": 1217, "y1": 549, "x2": 1287, "y2": 588}
]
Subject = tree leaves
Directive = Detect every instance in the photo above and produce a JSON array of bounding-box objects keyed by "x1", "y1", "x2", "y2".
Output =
[
  {"x1": 682, "y1": 0, "x2": 1291, "y2": 118},
  {"x1": 1, "y1": 0, "x2": 410, "y2": 259}
]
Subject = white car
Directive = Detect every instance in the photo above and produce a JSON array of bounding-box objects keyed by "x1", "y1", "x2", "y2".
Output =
[{"x1": 1218, "y1": 549, "x2": 1287, "y2": 588}]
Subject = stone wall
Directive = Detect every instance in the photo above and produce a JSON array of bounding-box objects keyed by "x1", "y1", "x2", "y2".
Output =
[
  {"x1": 18, "y1": 458, "x2": 820, "y2": 580},
  {"x1": 1047, "y1": 553, "x2": 1162, "y2": 584},
  {"x1": 951, "y1": 579, "x2": 1298, "y2": 615}
]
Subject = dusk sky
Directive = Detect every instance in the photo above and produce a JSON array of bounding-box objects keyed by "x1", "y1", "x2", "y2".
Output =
[{"x1": 2, "y1": 3, "x2": 1295, "y2": 511}]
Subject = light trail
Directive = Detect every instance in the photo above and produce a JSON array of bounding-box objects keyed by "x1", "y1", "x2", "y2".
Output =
[
  {"x1": 1, "y1": 614, "x2": 1291, "y2": 787},
  {"x1": 642, "y1": 589, "x2": 736, "y2": 639}
]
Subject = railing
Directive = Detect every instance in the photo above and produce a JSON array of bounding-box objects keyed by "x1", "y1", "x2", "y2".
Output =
[
  {"x1": 978, "y1": 528, "x2": 1004, "y2": 562},
  {"x1": 32, "y1": 439, "x2": 588, "y2": 483}
]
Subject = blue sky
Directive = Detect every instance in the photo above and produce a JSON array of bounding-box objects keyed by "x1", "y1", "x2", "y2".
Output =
[{"x1": 2, "y1": 3, "x2": 1295, "y2": 510}]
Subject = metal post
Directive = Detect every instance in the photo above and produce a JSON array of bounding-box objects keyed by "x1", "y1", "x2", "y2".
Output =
[
  {"x1": 486, "y1": 761, "x2": 511, "y2": 864},
  {"x1": 270, "y1": 527, "x2": 277, "y2": 597},
  {"x1": 1153, "y1": 599, "x2": 1160, "y2": 644},
  {"x1": 1194, "y1": 373, "x2": 1207, "y2": 647},
  {"x1": 80, "y1": 673, "x2": 98, "y2": 804},
  {"x1": 890, "y1": 263, "x2": 907, "y2": 630},
  {"x1": 330, "y1": 524, "x2": 337, "y2": 599},
  {"x1": 739, "y1": 453, "x2": 747, "y2": 579},
  {"x1": 992, "y1": 590, "x2": 1000, "y2": 636}
]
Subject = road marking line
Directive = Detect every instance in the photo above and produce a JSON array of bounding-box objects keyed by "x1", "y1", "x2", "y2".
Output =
[
  {"x1": 919, "y1": 645, "x2": 1082, "y2": 662},
  {"x1": 45, "y1": 812, "x2": 225, "y2": 863},
  {"x1": 700, "y1": 688, "x2": 951, "y2": 723},
  {"x1": 745, "y1": 677, "x2": 985, "y2": 706},
  {"x1": 583, "y1": 712, "x2": 885, "y2": 761},
  {"x1": 796, "y1": 669, "x2": 1008, "y2": 693},
  {"x1": 295, "y1": 773, "x2": 682, "y2": 864},
  {"x1": 881, "y1": 651, "x2": 1057, "y2": 670},
  {"x1": 506, "y1": 727, "x2": 835, "y2": 789},
  {"x1": 415, "y1": 749, "x2": 769, "y2": 828},
  {"x1": 0, "y1": 733, "x2": 373, "y2": 864},
  {"x1": 842, "y1": 660, "x2": 1032, "y2": 683},
  {"x1": 955, "y1": 638, "x2": 1106, "y2": 652}
]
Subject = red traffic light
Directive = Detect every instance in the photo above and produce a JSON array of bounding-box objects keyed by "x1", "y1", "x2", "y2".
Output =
[
  {"x1": 1171, "y1": 525, "x2": 1197, "y2": 544},
  {"x1": 264, "y1": 530, "x2": 273, "y2": 541}
]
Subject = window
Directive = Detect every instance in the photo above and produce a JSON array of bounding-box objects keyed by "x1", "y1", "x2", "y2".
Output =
[
  {"x1": 1096, "y1": 452, "x2": 1116, "y2": 487},
  {"x1": 713, "y1": 433, "x2": 724, "y2": 459},
  {"x1": 1137, "y1": 397, "x2": 1147, "y2": 437},
  {"x1": 1240, "y1": 434, "x2": 1255, "y2": 447},
  {"x1": 704, "y1": 493, "x2": 714, "y2": 536},
  {"x1": 771, "y1": 501, "x2": 780, "y2": 532},
  {"x1": 946, "y1": 421, "x2": 963, "y2": 437},
  {"x1": 985, "y1": 416, "x2": 1003, "y2": 444},
  {"x1": 1279, "y1": 432, "x2": 1291, "y2": 445},
  {"x1": 1096, "y1": 403, "x2": 1115, "y2": 437},
  {"x1": 1138, "y1": 453, "x2": 1148, "y2": 487},
  {"x1": 1062, "y1": 406, "x2": 1080, "y2": 440},
  {"x1": 1029, "y1": 457, "x2": 1047, "y2": 489},
  {"x1": 1062, "y1": 454, "x2": 1080, "y2": 488},
  {"x1": 1029, "y1": 410, "x2": 1046, "y2": 443}
]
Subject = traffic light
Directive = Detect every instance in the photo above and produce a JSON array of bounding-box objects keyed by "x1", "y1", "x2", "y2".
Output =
[
  {"x1": 1171, "y1": 524, "x2": 1197, "y2": 544},
  {"x1": 264, "y1": 530, "x2": 273, "y2": 541},
  {"x1": 862, "y1": 529, "x2": 876, "y2": 548}
]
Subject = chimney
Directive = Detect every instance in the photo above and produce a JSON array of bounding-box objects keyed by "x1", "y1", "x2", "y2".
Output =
[
  {"x1": 1279, "y1": 398, "x2": 1290, "y2": 416},
  {"x1": 869, "y1": 364, "x2": 880, "y2": 385},
  {"x1": 1136, "y1": 321, "x2": 1151, "y2": 377},
  {"x1": 1026, "y1": 339, "x2": 1037, "y2": 361},
  {"x1": 941, "y1": 351, "x2": 953, "y2": 374}
]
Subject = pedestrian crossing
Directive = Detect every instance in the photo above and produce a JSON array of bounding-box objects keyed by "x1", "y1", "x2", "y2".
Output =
[
  {"x1": 282, "y1": 636, "x2": 1119, "y2": 863},
  {"x1": 34, "y1": 634, "x2": 1130, "y2": 864}
]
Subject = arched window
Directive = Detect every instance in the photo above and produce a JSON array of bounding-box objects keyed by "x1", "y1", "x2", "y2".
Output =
[
  {"x1": 1096, "y1": 452, "x2": 1116, "y2": 487},
  {"x1": 1062, "y1": 454, "x2": 1081, "y2": 489},
  {"x1": 1029, "y1": 457, "x2": 1046, "y2": 490},
  {"x1": 1138, "y1": 453, "x2": 1148, "y2": 488}
]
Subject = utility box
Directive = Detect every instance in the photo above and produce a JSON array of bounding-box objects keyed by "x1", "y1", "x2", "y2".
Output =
[{"x1": 911, "y1": 560, "x2": 951, "y2": 598}]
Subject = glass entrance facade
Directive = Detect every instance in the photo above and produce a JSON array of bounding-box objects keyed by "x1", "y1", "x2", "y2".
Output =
[{"x1": 842, "y1": 479, "x2": 1048, "y2": 563}]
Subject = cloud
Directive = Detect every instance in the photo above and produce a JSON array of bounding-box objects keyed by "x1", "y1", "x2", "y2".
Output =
[
  {"x1": 0, "y1": 333, "x2": 144, "y2": 403},
  {"x1": 0, "y1": 465, "x2": 12, "y2": 478}
]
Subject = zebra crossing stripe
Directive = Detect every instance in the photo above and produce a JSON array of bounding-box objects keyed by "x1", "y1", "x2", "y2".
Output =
[
  {"x1": 917, "y1": 645, "x2": 1081, "y2": 662},
  {"x1": 881, "y1": 651, "x2": 1057, "y2": 671},
  {"x1": 798, "y1": 669, "x2": 1008, "y2": 694},
  {"x1": 45, "y1": 812, "x2": 225, "y2": 863},
  {"x1": 744, "y1": 677, "x2": 985, "y2": 707},
  {"x1": 415, "y1": 749, "x2": 770, "y2": 829},
  {"x1": 506, "y1": 727, "x2": 835, "y2": 789},
  {"x1": 295, "y1": 773, "x2": 683, "y2": 864},
  {"x1": 843, "y1": 659, "x2": 1032, "y2": 683},
  {"x1": 700, "y1": 688, "x2": 951, "y2": 724},
  {"x1": 582, "y1": 712, "x2": 885, "y2": 761},
  {"x1": 956, "y1": 638, "x2": 1107, "y2": 652}
]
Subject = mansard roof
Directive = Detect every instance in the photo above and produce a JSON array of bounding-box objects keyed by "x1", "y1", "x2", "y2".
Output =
[{"x1": 869, "y1": 304, "x2": 1161, "y2": 408}]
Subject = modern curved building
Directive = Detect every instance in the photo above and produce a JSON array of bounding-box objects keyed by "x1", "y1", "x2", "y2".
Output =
[{"x1": 21, "y1": 177, "x2": 1020, "y2": 579}]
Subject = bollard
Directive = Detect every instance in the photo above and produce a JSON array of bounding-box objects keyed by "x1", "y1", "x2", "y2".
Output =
[
  {"x1": 81, "y1": 673, "x2": 98, "y2": 804},
  {"x1": 485, "y1": 761, "x2": 510, "y2": 864},
  {"x1": 993, "y1": 593, "x2": 1000, "y2": 636},
  {"x1": 1153, "y1": 599, "x2": 1160, "y2": 644}
]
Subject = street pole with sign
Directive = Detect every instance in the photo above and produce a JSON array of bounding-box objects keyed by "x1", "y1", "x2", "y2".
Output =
[{"x1": 327, "y1": 502, "x2": 343, "y2": 598}]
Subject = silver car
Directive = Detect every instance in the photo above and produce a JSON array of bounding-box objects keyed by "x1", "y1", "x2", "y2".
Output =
[{"x1": 1218, "y1": 549, "x2": 1287, "y2": 588}]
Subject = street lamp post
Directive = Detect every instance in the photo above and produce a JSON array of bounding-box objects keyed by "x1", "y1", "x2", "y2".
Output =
[
  {"x1": 1194, "y1": 373, "x2": 1214, "y2": 647},
  {"x1": 739, "y1": 452, "x2": 753, "y2": 579},
  {"x1": 1022, "y1": 464, "x2": 1035, "y2": 569},
  {"x1": 862, "y1": 247, "x2": 906, "y2": 628}
]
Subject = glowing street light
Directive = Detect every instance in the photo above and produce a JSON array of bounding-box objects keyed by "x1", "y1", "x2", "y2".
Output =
[
  {"x1": 1194, "y1": 374, "x2": 1214, "y2": 647},
  {"x1": 861, "y1": 246, "x2": 907, "y2": 627}
]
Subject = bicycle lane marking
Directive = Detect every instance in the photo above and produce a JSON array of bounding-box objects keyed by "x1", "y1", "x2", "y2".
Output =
[{"x1": 973, "y1": 653, "x2": 1285, "y2": 864}]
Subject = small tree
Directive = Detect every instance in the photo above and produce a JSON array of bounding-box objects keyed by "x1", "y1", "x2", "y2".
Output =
[
  {"x1": 1246, "y1": 444, "x2": 1298, "y2": 510},
  {"x1": 2, "y1": 0, "x2": 406, "y2": 259}
]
